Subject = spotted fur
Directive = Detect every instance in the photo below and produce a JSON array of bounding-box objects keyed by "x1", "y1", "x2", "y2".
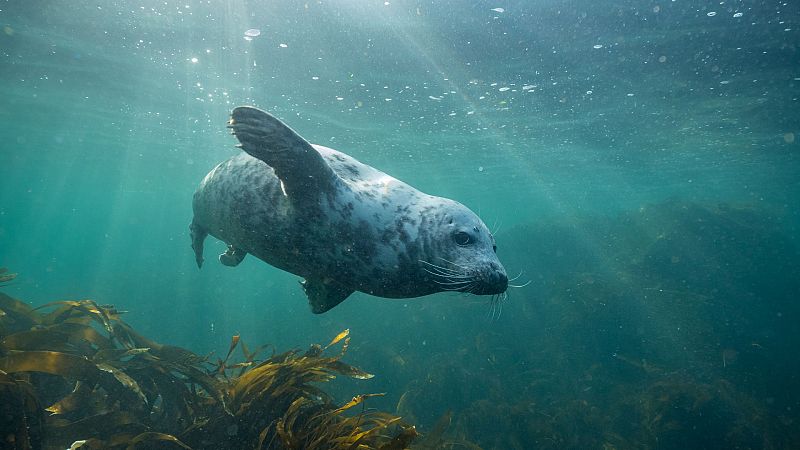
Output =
[{"x1": 191, "y1": 106, "x2": 507, "y2": 313}]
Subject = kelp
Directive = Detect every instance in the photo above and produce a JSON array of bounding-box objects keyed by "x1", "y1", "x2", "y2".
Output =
[
  {"x1": 1, "y1": 368, "x2": 44, "y2": 450},
  {"x1": 0, "y1": 291, "x2": 417, "y2": 450},
  {"x1": 0, "y1": 267, "x2": 16, "y2": 285}
]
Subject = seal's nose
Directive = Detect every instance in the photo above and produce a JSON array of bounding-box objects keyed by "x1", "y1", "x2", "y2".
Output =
[
  {"x1": 486, "y1": 262, "x2": 508, "y2": 292},
  {"x1": 495, "y1": 270, "x2": 508, "y2": 291}
]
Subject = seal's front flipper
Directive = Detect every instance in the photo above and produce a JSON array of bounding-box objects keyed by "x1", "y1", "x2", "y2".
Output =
[
  {"x1": 301, "y1": 278, "x2": 354, "y2": 314},
  {"x1": 219, "y1": 244, "x2": 247, "y2": 267},
  {"x1": 228, "y1": 106, "x2": 338, "y2": 203},
  {"x1": 190, "y1": 220, "x2": 207, "y2": 268}
]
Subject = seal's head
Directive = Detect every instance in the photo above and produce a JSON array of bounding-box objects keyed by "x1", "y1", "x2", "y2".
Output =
[{"x1": 420, "y1": 201, "x2": 508, "y2": 296}]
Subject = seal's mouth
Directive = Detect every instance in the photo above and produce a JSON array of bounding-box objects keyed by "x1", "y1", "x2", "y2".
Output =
[{"x1": 420, "y1": 259, "x2": 508, "y2": 295}]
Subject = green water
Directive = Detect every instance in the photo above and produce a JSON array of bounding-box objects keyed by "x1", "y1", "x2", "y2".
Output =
[{"x1": 1, "y1": 1, "x2": 799, "y2": 448}]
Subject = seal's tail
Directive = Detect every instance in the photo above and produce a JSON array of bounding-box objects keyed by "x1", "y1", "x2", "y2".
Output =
[{"x1": 189, "y1": 220, "x2": 207, "y2": 268}]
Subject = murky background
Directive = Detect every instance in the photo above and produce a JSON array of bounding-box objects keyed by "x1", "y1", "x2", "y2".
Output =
[{"x1": 2, "y1": 1, "x2": 799, "y2": 447}]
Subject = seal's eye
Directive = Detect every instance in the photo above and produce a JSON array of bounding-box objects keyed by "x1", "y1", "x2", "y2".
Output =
[
  {"x1": 454, "y1": 231, "x2": 471, "y2": 246},
  {"x1": 493, "y1": 245, "x2": 497, "y2": 253}
]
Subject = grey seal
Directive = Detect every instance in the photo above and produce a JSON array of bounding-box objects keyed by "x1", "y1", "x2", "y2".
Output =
[{"x1": 190, "y1": 106, "x2": 508, "y2": 313}]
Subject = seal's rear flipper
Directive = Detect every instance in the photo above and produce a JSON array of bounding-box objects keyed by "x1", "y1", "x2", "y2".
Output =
[
  {"x1": 219, "y1": 244, "x2": 247, "y2": 267},
  {"x1": 227, "y1": 106, "x2": 338, "y2": 203},
  {"x1": 301, "y1": 278, "x2": 353, "y2": 314},
  {"x1": 190, "y1": 220, "x2": 207, "y2": 268}
]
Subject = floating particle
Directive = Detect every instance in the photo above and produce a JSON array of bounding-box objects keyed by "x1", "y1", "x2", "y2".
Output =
[
  {"x1": 478, "y1": 166, "x2": 484, "y2": 172},
  {"x1": 428, "y1": 95, "x2": 442, "y2": 100},
  {"x1": 279, "y1": 43, "x2": 288, "y2": 48},
  {"x1": 491, "y1": 7, "x2": 505, "y2": 13},
  {"x1": 626, "y1": 93, "x2": 635, "y2": 97},
  {"x1": 498, "y1": 87, "x2": 510, "y2": 92},
  {"x1": 244, "y1": 28, "x2": 261, "y2": 37},
  {"x1": 593, "y1": 44, "x2": 604, "y2": 49},
  {"x1": 190, "y1": 57, "x2": 198, "y2": 63},
  {"x1": 384, "y1": 98, "x2": 392, "y2": 101},
  {"x1": 658, "y1": 55, "x2": 667, "y2": 63},
  {"x1": 312, "y1": 76, "x2": 319, "y2": 80},
  {"x1": 336, "y1": 96, "x2": 344, "y2": 101},
  {"x1": 733, "y1": 12, "x2": 743, "y2": 18},
  {"x1": 720, "y1": 80, "x2": 730, "y2": 85},
  {"x1": 784, "y1": 133, "x2": 795, "y2": 144},
  {"x1": 707, "y1": 11, "x2": 717, "y2": 17},
  {"x1": 522, "y1": 84, "x2": 536, "y2": 90}
]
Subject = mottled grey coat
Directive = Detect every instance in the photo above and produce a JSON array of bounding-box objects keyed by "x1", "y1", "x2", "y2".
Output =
[{"x1": 191, "y1": 107, "x2": 507, "y2": 313}]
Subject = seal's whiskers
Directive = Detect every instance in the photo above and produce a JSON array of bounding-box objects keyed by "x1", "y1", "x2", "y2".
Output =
[
  {"x1": 421, "y1": 267, "x2": 472, "y2": 281},
  {"x1": 491, "y1": 218, "x2": 502, "y2": 236},
  {"x1": 420, "y1": 259, "x2": 479, "y2": 294},
  {"x1": 435, "y1": 257, "x2": 470, "y2": 271},
  {"x1": 421, "y1": 266, "x2": 466, "y2": 279},
  {"x1": 430, "y1": 278, "x2": 475, "y2": 287},
  {"x1": 460, "y1": 283, "x2": 478, "y2": 294},
  {"x1": 419, "y1": 260, "x2": 465, "y2": 277},
  {"x1": 487, "y1": 291, "x2": 508, "y2": 320},
  {"x1": 441, "y1": 282, "x2": 477, "y2": 293},
  {"x1": 508, "y1": 270, "x2": 532, "y2": 288}
]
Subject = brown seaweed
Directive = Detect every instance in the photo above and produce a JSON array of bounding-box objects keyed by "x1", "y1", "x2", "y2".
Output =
[
  {"x1": 0, "y1": 290, "x2": 417, "y2": 450},
  {"x1": 0, "y1": 268, "x2": 17, "y2": 286}
]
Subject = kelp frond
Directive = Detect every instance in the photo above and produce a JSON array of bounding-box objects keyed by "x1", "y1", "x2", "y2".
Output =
[{"x1": 0, "y1": 267, "x2": 17, "y2": 286}]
